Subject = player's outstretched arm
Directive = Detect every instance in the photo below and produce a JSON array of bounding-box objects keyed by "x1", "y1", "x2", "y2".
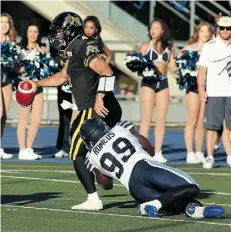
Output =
[
  {"x1": 29, "y1": 67, "x2": 70, "y2": 89},
  {"x1": 130, "y1": 128, "x2": 155, "y2": 156}
]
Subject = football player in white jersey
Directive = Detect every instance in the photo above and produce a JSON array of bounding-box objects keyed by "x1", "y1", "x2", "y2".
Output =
[{"x1": 79, "y1": 118, "x2": 225, "y2": 218}]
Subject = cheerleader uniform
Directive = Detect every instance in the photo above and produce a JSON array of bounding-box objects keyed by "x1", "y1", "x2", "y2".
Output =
[
  {"x1": 186, "y1": 43, "x2": 200, "y2": 94},
  {"x1": 141, "y1": 41, "x2": 170, "y2": 92}
]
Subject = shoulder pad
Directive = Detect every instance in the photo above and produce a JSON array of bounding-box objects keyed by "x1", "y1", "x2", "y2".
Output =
[{"x1": 117, "y1": 120, "x2": 135, "y2": 130}]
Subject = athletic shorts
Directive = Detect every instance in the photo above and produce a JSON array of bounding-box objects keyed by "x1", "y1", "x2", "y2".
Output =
[
  {"x1": 204, "y1": 97, "x2": 231, "y2": 130},
  {"x1": 141, "y1": 78, "x2": 168, "y2": 93}
]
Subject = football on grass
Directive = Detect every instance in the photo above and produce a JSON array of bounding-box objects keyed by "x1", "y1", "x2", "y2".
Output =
[{"x1": 94, "y1": 169, "x2": 113, "y2": 190}]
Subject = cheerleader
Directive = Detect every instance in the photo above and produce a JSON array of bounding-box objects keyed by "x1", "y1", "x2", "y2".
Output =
[
  {"x1": 0, "y1": 13, "x2": 17, "y2": 159},
  {"x1": 174, "y1": 22, "x2": 213, "y2": 164},
  {"x1": 17, "y1": 19, "x2": 49, "y2": 160},
  {"x1": 138, "y1": 19, "x2": 176, "y2": 163},
  {"x1": 83, "y1": 16, "x2": 112, "y2": 64}
]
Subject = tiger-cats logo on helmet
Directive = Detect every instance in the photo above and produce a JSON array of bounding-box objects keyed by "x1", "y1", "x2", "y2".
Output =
[{"x1": 63, "y1": 14, "x2": 81, "y2": 28}]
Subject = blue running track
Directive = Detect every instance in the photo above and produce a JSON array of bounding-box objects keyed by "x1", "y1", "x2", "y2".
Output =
[{"x1": 1, "y1": 127, "x2": 228, "y2": 166}]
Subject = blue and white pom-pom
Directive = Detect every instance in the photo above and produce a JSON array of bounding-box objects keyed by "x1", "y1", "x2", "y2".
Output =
[
  {"x1": 19, "y1": 49, "x2": 61, "y2": 81},
  {"x1": 0, "y1": 41, "x2": 20, "y2": 69},
  {"x1": 124, "y1": 52, "x2": 161, "y2": 81},
  {"x1": 175, "y1": 50, "x2": 200, "y2": 92}
]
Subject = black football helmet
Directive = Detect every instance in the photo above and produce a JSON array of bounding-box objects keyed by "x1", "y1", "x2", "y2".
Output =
[
  {"x1": 48, "y1": 12, "x2": 83, "y2": 55},
  {"x1": 80, "y1": 118, "x2": 110, "y2": 150}
]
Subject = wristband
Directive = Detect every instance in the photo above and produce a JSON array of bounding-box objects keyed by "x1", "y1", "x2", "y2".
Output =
[{"x1": 97, "y1": 75, "x2": 115, "y2": 93}]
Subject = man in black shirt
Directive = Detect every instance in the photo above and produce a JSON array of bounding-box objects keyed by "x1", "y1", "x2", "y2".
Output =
[{"x1": 30, "y1": 12, "x2": 122, "y2": 210}]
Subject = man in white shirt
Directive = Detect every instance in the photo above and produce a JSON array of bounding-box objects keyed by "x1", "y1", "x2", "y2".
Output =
[{"x1": 198, "y1": 16, "x2": 231, "y2": 169}]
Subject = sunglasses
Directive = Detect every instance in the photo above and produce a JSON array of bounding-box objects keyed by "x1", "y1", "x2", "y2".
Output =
[{"x1": 219, "y1": 26, "x2": 231, "y2": 31}]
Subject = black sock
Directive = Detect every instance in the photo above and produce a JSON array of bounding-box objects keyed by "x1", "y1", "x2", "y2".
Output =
[{"x1": 73, "y1": 157, "x2": 96, "y2": 194}]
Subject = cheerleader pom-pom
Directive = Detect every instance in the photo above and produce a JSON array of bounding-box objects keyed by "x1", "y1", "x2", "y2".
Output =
[
  {"x1": 125, "y1": 52, "x2": 161, "y2": 81},
  {"x1": 175, "y1": 50, "x2": 200, "y2": 92},
  {"x1": 124, "y1": 52, "x2": 146, "y2": 72},
  {"x1": 20, "y1": 49, "x2": 61, "y2": 80},
  {"x1": 176, "y1": 50, "x2": 200, "y2": 71},
  {"x1": 0, "y1": 42, "x2": 20, "y2": 68}
]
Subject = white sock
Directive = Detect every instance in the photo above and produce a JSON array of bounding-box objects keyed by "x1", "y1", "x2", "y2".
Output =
[
  {"x1": 87, "y1": 192, "x2": 100, "y2": 201},
  {"x1": 150, "y1": 199, "x2": 162, "y2": 210},
  {"x1": 155, "y1": 150, "x2": 162, "y2": 156},
  {"x1": 190, "y1": 206, "x2": 205, "y2": 218}
]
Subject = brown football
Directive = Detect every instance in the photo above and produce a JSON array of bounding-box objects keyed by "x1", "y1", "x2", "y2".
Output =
[
  {"x1": 94, "y1": 169, "x2": 113, "y2": 190},
  {"x1": 138, "y1": 134, "x2": 154, "y2": 156}
]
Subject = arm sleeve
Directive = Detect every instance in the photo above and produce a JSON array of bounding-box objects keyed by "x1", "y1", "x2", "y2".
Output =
[{"x1": 117, "y1": 120, "x2": 135, "y2": 130}]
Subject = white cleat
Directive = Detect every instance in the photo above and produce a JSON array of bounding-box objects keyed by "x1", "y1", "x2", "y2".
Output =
[
  {"x1": 203, "y1": 156, "x2": 214, "y2": 169},
  {"x1": 186, "y1": 205, "x2": 225, "y2": 218},
  {"x1": 55, "y1": 150, "x2": 69, "y2": 158},
  {"x1": 195, "y1": 152, "x2": 206, "y2": 164},
  {"x1": 137, "y1": 202, "x2": 149, "y2": 216},
  {"x1": 227, "y1": 155, "x2": 231, "y2": 168},
  {"x1": 71, "y1": 199, "x2": 103, "y2": 211},
  {"x1": 18, "y1": 148, "x2": 42, "y2": 160},
  {"x1": 0, "y1": 148, "x2": 13, "y2": 159},
  {"x1": 151, "y1": 151, "x2": 167, "y2": 163},
  {"x1": 186, "y1": 152, "x2": 200, "y2": 164}
]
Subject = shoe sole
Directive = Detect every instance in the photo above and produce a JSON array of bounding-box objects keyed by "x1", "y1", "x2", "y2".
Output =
[
  {"x1": 1, "y1": 156, "x2": 13, "y2": 159},
  {"x1": 203, "y1": 205, "x2": 225, "y2": 218},
  {"x1": 144, "y1": 205, "x2": 159, "y2": 217},
  {"x1": 186, "y1": 161, "x2": 201, "y2": 164}
]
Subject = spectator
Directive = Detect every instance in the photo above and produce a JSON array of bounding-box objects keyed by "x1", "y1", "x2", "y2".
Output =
[
  {"x1": 197, "y1": 16, "x2": 231, "y2": 168},
  {"x1": 0, "y1": 13, "x2": 16, "y2": 159}
]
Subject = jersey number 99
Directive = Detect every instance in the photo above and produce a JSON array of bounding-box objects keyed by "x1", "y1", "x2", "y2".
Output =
[{"x1": 100, "y1": 137, "x2": 136, "y2": 179}]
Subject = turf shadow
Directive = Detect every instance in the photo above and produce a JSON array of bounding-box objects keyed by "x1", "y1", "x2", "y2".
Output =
[
  {"x1": 101, "y1": 194, "x2": 129, "y2": 198},
  {"x1": 1, "y1": 192, "x2": 62, "y2": 205},
  {"x1": 196, "y1": 190, "x2": 217, "y2": 200},
  {"x1": 103, "y1": 200, "x2": 137, "y2": 209}
]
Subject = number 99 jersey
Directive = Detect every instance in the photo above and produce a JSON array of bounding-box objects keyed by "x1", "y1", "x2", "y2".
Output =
[{"x1": 86, "y1": 121, "x2": 150, "y2": 189}]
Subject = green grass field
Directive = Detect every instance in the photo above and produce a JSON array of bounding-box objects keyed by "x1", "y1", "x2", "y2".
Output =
[{"x1": 1, "y1": 162, "x2": 231, "y2": 232}]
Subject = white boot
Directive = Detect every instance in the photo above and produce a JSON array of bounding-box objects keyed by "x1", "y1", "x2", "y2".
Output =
[
  {"x1": 186, "y1": 152, "x2": 200, "y2": 164},
  {"x1": 203, "y1": 156, "x2": 214, "y2": 169},
  {"x1": 71, "y1": 192, "x2": 103, "y2": 210},
  {"x1": 18, "y1": 148, "x2": 42, "y2": 160},
  {"x1": 151, "y1": 151, "x2": 167, "y2": 163},
  {"x1": 55, "y1": 150, "x2": 69, "y2": 158},
  {"x1": 71, "y1": 199, "x2": 103, "y2": 210},
  {"x1": 0, "y1": 148, "x2": 13, "y2": 159},
  {"x1": 227, "y1": 155, "x2": 231, "y2": 168},
  {"x1": 195, "y1": 152, "x2": 206, "y2": 164}
]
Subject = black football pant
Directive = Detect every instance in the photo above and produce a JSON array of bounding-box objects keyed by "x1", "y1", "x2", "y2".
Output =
[{"x1": 71, "y1": 92, "x2": 122, "y2": 193}]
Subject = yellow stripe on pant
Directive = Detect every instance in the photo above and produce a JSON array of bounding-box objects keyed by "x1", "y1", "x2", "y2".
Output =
[
  {"x1": 69, "y1": 110, "x2": 86, "y2": 158},
  {"x1": 72, "y1": 108, "x2": 92, "y2": 160}
]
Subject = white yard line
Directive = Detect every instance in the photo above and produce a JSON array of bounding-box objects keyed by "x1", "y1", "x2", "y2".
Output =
[
  {"x1": 2, "y1": 175, "x2": 231, "y2": 196},
  {"x1": 1, "y1": 204, "x2": 230, "y2": 227},
  {"x1": 1, "y1": 169, "x2": 231, "y2": 176},
  {"x1": 188, "y1": 172, "x2": 231, "y2": 177}
]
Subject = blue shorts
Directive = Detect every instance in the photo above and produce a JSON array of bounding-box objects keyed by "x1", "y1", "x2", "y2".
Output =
[{"x1": 128, "y1": 160, "x2": 198, "y2": 203}]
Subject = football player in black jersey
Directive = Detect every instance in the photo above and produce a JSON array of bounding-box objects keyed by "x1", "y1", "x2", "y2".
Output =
[{"x1": 30, "y1": 12, "x2": 122, "y2": 210}]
